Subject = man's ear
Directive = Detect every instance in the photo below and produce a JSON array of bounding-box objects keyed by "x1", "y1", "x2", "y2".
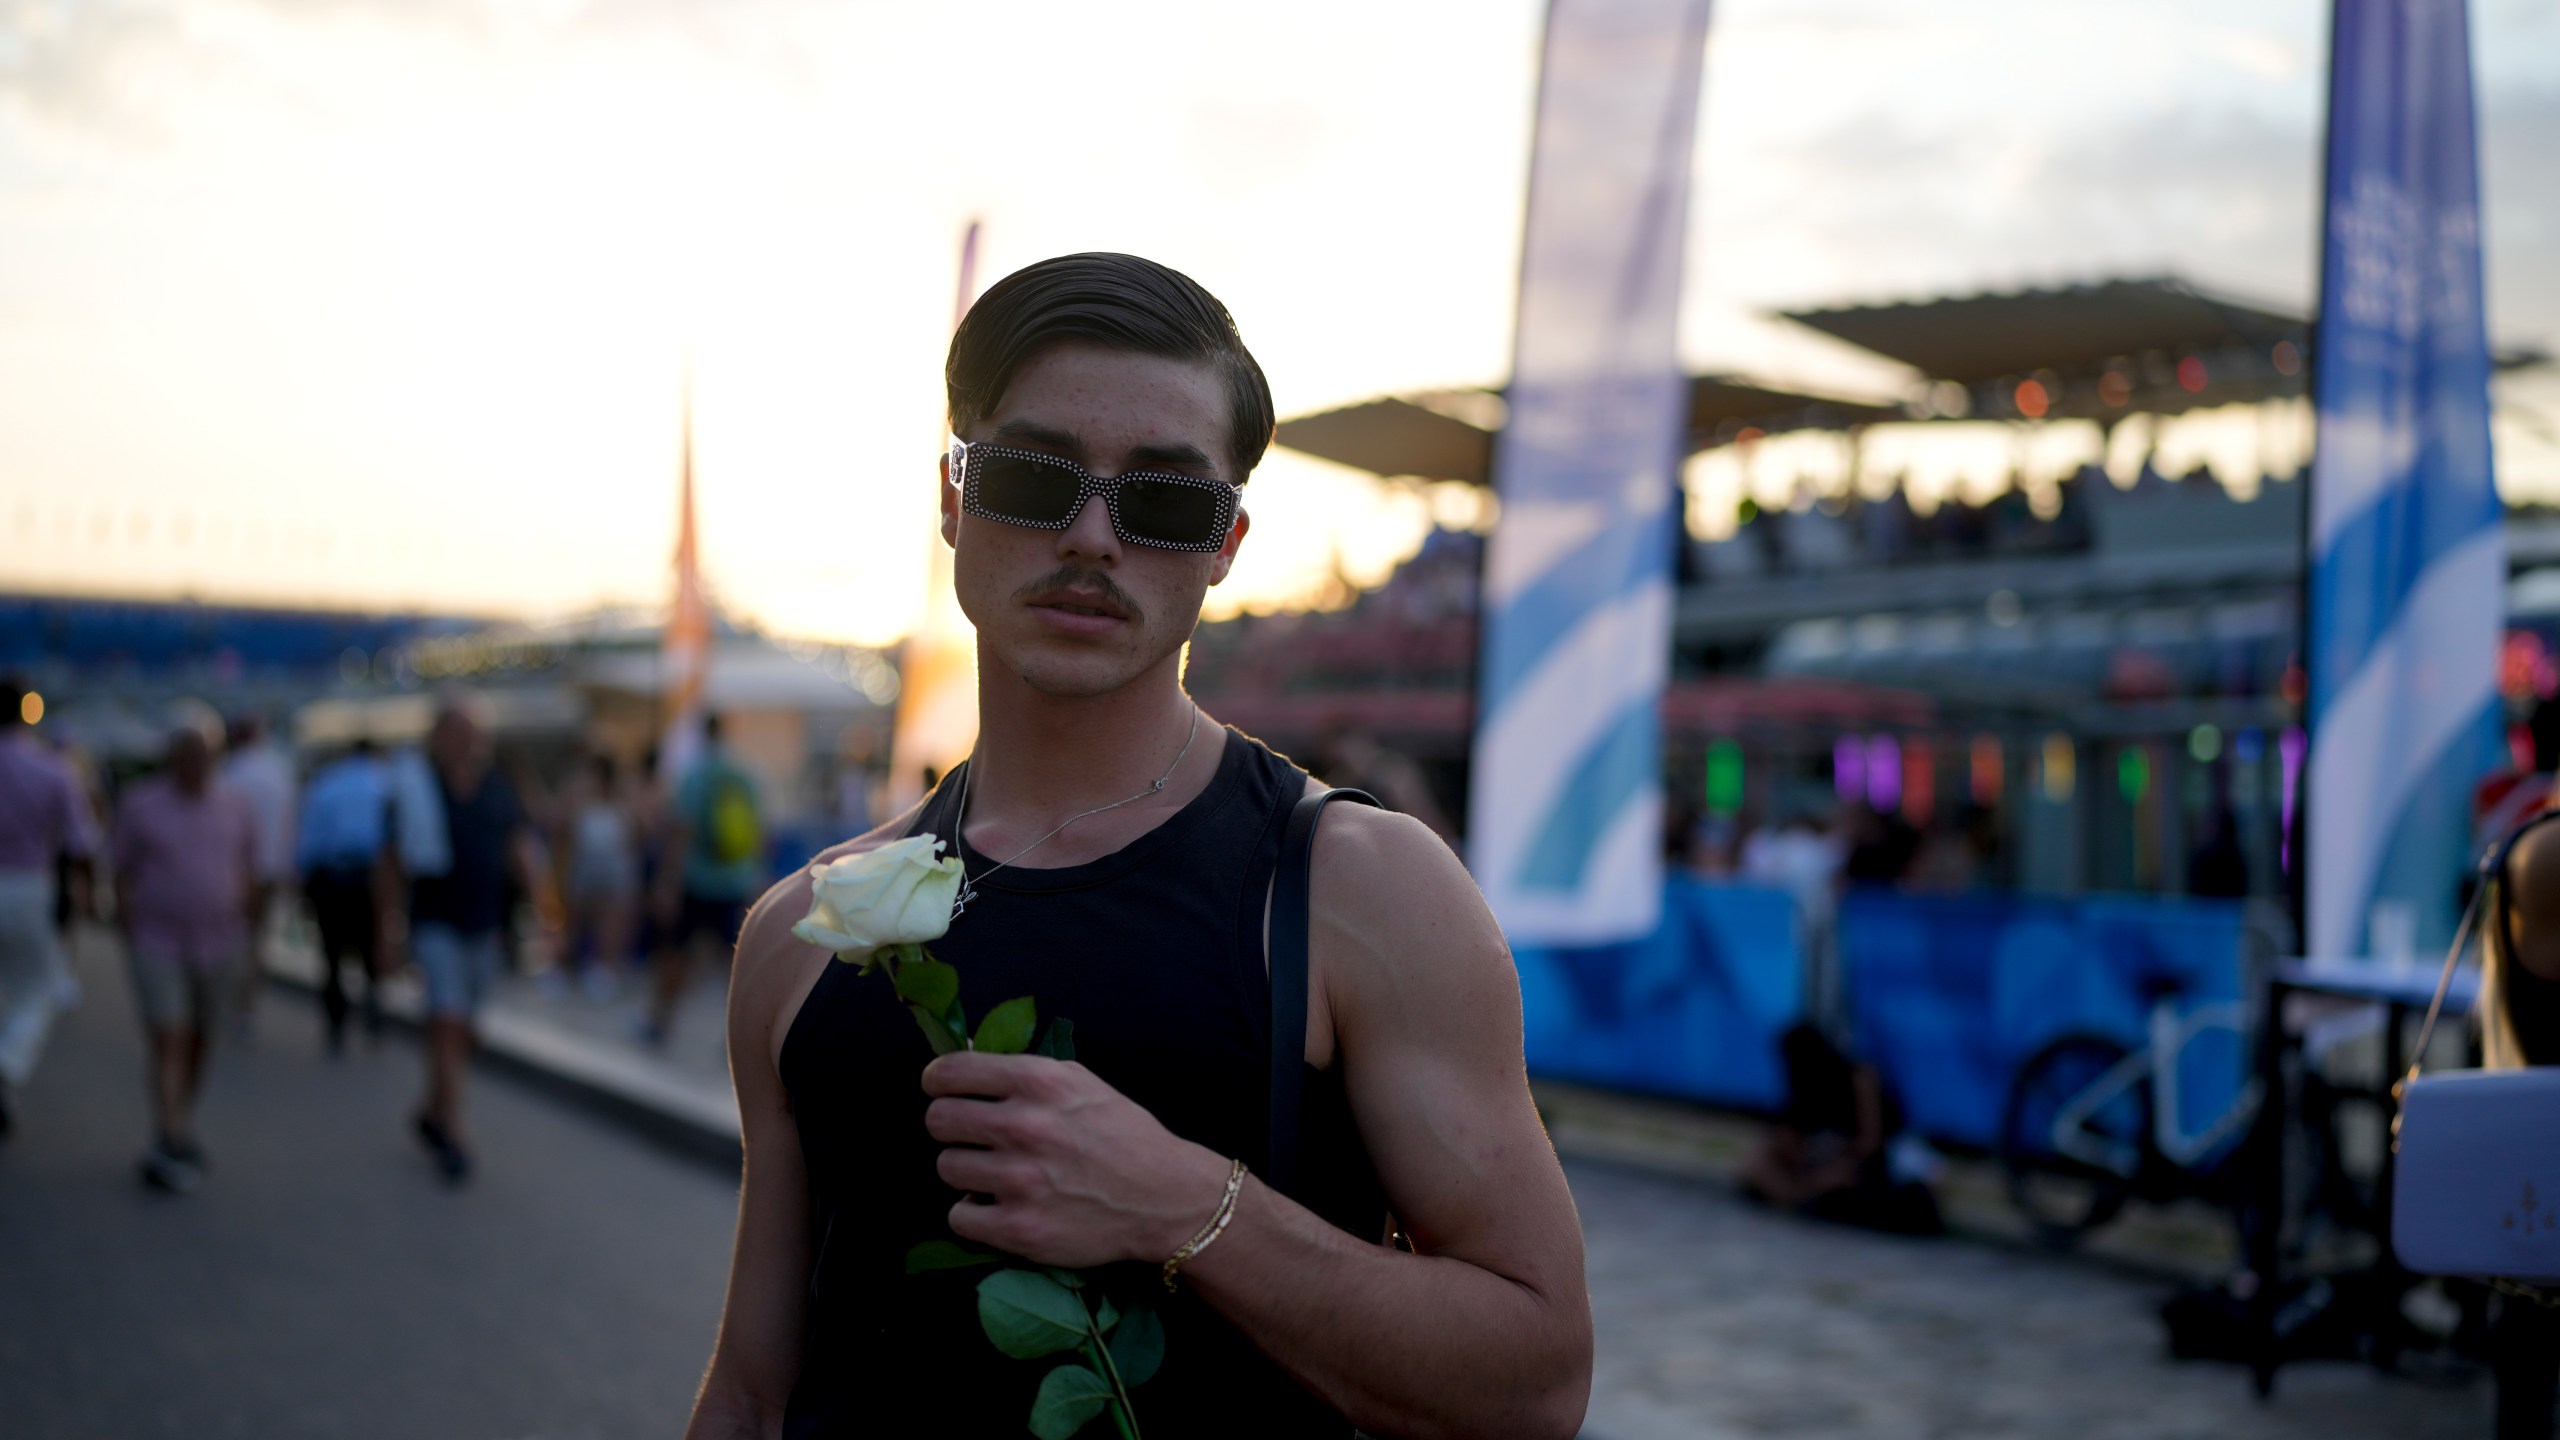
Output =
[
  {"x1": 938, "y1": 452, "x2": 961, "y2": 551},
  {"x1": 1207, "y1": 506, "x2": 1251, "y2": 586}
]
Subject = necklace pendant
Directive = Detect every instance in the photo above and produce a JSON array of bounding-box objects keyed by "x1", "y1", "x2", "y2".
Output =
[{"x1": 949, "y1": 884, "x2": 976, "y2": 922}]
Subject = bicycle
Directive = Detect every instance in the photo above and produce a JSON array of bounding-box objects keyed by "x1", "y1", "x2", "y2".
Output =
[{"x1": 1999, "y1": 974, "x2": 2265, "y2": 1244}]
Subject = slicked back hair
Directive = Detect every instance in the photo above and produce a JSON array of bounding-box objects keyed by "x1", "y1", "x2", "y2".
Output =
[{"x1": 946, "y1": 253, "x2": 1275, "y2": 484}]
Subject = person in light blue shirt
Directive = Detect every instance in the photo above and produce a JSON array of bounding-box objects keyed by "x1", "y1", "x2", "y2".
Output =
[{"x1": 295, "y1": 740, "x2": 390, "y2": 1052}]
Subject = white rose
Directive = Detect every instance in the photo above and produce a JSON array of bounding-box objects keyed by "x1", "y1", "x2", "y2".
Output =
[{"x1": 792, "y1": 834, "x2": 967, "y2": 963}]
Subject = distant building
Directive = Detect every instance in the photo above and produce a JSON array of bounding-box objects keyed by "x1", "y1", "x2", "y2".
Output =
[
  {"x1": 297, "y1": 608, "x2": 899, "y2": 851},
  {"x1": 0, "y1": 590, "x2": 471, "y2": 763},
  {"x1": 1248, "y1": 277, "x2": 2557, "y2": 905}
]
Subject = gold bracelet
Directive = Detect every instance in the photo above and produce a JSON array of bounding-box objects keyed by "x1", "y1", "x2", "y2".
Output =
[{"x1": 1161, "y1": 1157, "x2": 1247, "y2": 1292}]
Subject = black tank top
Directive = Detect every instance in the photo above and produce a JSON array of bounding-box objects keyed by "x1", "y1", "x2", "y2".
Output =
[{"x1": 778, "y1": 728, "x2": 1387, "y2": 1438}]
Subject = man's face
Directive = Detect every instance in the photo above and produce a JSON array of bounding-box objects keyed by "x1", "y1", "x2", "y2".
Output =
[
  {"x1": 944, "y1": 344, "x2": 1249, "y2": 699},
  {"x1": 428, "y1": 709, "x2": 490, "y2": 784}
]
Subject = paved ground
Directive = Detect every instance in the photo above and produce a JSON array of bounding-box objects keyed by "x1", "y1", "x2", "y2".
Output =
[
  {"x1": 1573, "y1": 1157, "x2": 2490, "y2": 1440},
  {"x1": 0, "y1": 926, "x2": 737, "y2": 1440},
  {"x1": 0, "y1": 925, "x2": 2502, "y2": 1439}
]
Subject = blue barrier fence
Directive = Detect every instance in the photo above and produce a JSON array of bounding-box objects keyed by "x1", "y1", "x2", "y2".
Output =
[
  {"x1": 1515, "y1": 879, "x2": 1803, "y2": 1109},
  {"x1": 1838, "y1": 891, "x2": 2248, "y2": 1148},
  {"x1": 1517, "y1": 882, "x2": 2250, "y2": 1148}
]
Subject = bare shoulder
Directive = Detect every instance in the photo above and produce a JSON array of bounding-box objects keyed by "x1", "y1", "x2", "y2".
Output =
[
  {"x1": 1307, "y1": 789, "x2": 1481, "y2": 921},
  {"x1": 730, "y1": 799, "x2": 931, "y2": 1060},
  {"x1": 1305, "y1": 792, "x2": 1514, "y2": 1026}
]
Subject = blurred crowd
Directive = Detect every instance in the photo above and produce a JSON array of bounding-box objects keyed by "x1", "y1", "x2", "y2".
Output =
[{"x1": 0, "y1": 672, "x2": 812, "y2": 1195}]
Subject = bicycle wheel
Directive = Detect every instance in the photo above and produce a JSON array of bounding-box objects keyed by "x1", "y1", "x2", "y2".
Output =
[{"x1": 2001, "y1": 1033, "x2": 2152, "y2": 1245}]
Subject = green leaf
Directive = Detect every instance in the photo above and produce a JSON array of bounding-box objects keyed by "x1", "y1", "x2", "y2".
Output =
[
  {"x1": 1027, "y1": 1362, "x2": 1115, "y2": 1440},
  {"x1": 1095, "y1": 1295, "x2": 1119, "y2": 1335},
  {"x1": 1038, "y1": 1265, "x2": 1085, "y2": 1291},
  {"x1": 974, "y1": 996, "x2": 1039, "y2": 1055},
  {"x1": 977, "y1": 1268, "x2": 1090, "y2": 1359},
  {"x1": 1106, "y1": 1303, "x2": 1165, "y2": 1388},
  {"x1": 911, "y1": 1005, "x2": 964, "y2": 1056},
  {"x1": 904, "y1": 1240, "x2": 1001, "y2": 1274},
  {"x1": 892, "y1": 958, "x2": 959, "y2": 1016},
  {"x1": 1036, "y1": 1017, "x2": 1077, "y2": 1062}
]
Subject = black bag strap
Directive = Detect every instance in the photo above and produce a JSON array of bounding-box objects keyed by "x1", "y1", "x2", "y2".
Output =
[{"x1": 1267, "y1": 787, "x2": 1379, "y2": 1200}]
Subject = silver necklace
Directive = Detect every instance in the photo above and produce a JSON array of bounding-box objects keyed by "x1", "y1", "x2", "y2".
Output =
[{"x1": 946, "y1": 706, "x2": 1203, "y2": 921}]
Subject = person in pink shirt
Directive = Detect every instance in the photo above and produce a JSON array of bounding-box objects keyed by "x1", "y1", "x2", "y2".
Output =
[
  {"x1": 0, "y1": 675, "x2": 98, "y2": 1138},
  {"x1": 112, "y1": 706, "x2": 258, "y2": 1194}
]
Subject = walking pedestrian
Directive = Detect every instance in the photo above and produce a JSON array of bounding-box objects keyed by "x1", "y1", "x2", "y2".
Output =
[
  {"x1": 0, "y1": 675, "x2": 98, "y2": 1138},
  {"x1": 220, "y1": 712, "x2": 298, "y2": 1035},
  {"x1": 112, "y1": 704, "x2": 258, "y2": 1193},
  {"x1": 643, "y1": 714, "x2": 761, "y2": 1046},
  {"x1": 559, "y1": 752, "x2": 640, "y2": 1000},
  {"x1": 296, "y1": 738, "x2": 392, "y2": 1053},
  {"x1": 686, "y1": 255, "x2": 1591, "y2": 1439},
  {"x1": 383, "y1": 697, "x2": 551, "y2": 1183}
]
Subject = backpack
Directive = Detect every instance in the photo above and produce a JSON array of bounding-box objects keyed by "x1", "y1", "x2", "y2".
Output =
[{"x1": 706, "y1": 766, "x2": 763, "y2": 868}]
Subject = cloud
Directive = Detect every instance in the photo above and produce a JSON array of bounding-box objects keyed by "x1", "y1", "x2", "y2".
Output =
[
  {"x1": 0, "y1": 0, "x2": 825, "y2": 146},
  {"x1": 0, "y1": 0, "x2": 190, "y2": 141},
  {"x1": 2482, "y1": 89, "x2": 2560, "y2": 341}
]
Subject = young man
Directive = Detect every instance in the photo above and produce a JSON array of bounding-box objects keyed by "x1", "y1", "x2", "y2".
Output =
[
  {"x1": 687, "y1": 255, "x2": 1592, "y2": 1439},
  {"x1": 112, "y1": 706, "x2": 259, "y2": 1192}
]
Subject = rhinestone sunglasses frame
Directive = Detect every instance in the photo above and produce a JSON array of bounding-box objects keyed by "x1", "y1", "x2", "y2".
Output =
[{"x1": 948, "y1": 439, "x2": 1240, "y2": 554}]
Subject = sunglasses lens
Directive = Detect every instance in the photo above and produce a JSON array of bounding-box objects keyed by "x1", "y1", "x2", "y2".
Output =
[
  {"x1": 972, "y1": 453, "x2": 1083, "y2": 525},
  {"x1": 1115, "y1": 478, "x2": 1226, "y2": 547}
]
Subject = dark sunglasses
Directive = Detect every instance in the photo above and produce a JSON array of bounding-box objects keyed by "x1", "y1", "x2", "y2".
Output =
[{"x1": 949, "y1": 440, "x2": 1239, "y2": 553}]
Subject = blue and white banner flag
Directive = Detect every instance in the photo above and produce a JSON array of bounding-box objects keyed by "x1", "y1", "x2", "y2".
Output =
[
  {"x1": 1468, "y1": 0, "x2": 1712, "y2": 947},
  {"x1": 2307, "y1": 0, "x2": 2506, "y2": 959}
]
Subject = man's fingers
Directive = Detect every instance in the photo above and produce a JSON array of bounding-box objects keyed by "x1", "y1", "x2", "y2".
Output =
[
  {"x1": 923, "y1": 1096, "x2": 1012, "y2": 1147},
  {"x1": 935, "y1": 1146, "x2": 1032, "y2": 1198},
  {"x1": 921, "y1": 1050, "x2": 1060, "y2": 1098},
  {"x1": 946, "y1": 1195, "x2": 1052, "y2": 1260},
  {"x1": 946, "y1": 1195, "x2": 1011, "y2": 1249}
]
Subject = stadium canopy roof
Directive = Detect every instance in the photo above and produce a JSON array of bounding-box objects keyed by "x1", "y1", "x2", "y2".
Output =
[
  {"x1": 1273, "y1": 395, "x2": 1494, "y2": 486},
  {"x1": 1274, "y1": 376, "x2": 1896, "y2": 485},
  {"x1": 1274, "y1": 276, "x2": 2548, "y2": 481},
  {"x1": 1778, "y1": 277, "x2": 2306, "y2": 386}
]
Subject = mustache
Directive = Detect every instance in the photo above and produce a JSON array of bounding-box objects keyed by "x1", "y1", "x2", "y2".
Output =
[{"x1": 1011, "y1": 565, "x2": 1145, "y2": 624}]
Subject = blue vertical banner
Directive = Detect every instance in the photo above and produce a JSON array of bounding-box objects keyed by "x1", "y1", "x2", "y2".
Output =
[
  {"x1": 2306, "y1": 0, "x2": 2507, "y2": 959},
  {"x1": 1468, "y1": 0, "x2": 1712, "y2": 947}
]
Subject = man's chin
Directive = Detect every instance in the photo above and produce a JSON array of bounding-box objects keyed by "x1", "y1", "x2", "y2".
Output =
[{"x1": 1002, "y1": 647, "x2": 1153, "y2": 700}]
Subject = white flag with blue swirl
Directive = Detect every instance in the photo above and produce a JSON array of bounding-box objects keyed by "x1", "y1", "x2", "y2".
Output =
[
  {"x1": 1467, "y1": 0, "x2": 1712, "y2": 947},
  {"x1": 2306, "y1": 0, "x2": 2506, "y2": 959}
]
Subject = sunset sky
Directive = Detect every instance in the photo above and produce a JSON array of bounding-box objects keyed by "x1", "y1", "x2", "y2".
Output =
[{"x1": 2, "y1": 0, "x2": 2554, "y2": 646}]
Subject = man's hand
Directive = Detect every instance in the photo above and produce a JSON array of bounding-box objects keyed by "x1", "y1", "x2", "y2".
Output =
[{"x1": 922, "y1": 1052, "x2": 1232, "y2": 1270}]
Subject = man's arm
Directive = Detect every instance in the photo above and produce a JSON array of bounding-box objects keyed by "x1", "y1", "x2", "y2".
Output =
[
  {"x1": 508, "y1": 825, "x2": 561, "y2": 967},
  {"x1": 687, "y1": 800, "x2": 926, "y2": 1440},
  {"x1": 685, "y1": 884, "x2": 816, "y2": 1440},
  {"x1": 109, "y1": 798, "x2": 139, "y2": 944},
  {"x1": 236, "y1": 799, "x2": 264, "y2": 933},
  {"x1": 921, "y1": 806, "x2": 1591, "y2": 1440}
]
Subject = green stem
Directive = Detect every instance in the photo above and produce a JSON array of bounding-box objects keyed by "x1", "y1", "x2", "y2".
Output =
[{"x1": 1082, "y1": 1304, "x2": 1142, "y2": 1440}]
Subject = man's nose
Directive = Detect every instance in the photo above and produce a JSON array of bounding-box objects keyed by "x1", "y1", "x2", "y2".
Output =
[{"x1": 1056, "y1": 486, "x2": 1122, "y2": 564}]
